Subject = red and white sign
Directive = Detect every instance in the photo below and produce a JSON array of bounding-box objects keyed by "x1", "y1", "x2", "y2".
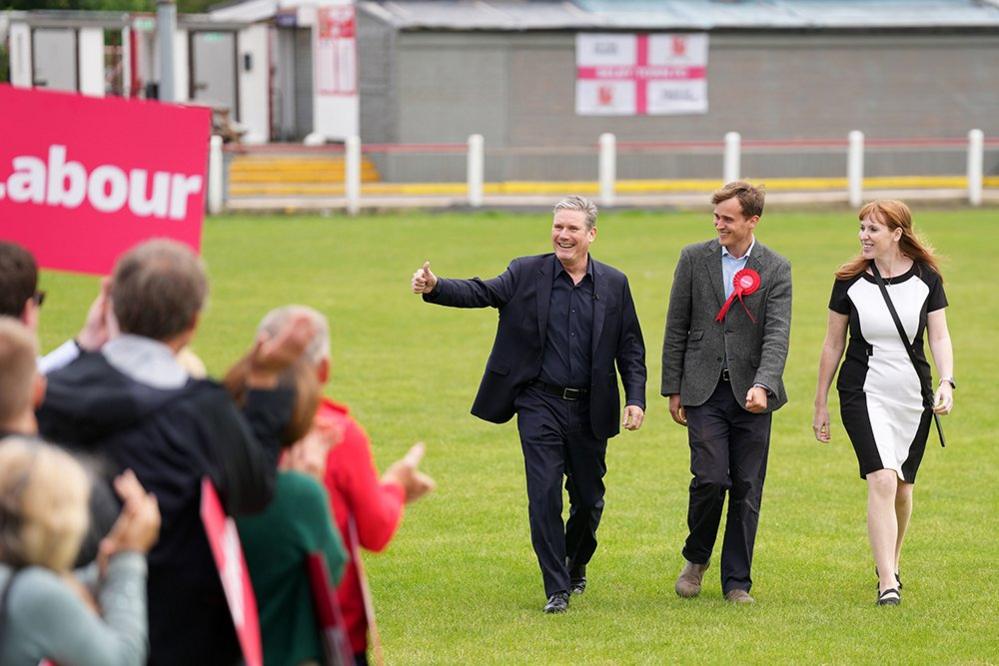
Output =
[
  {"x1": 200, "y1": 478, "x2": 263, "y2": 666},
  {"x1": 316, "y1": 6, "x2": 357, "y2": 96},
  {"x1": 0, "y1": 85, "x2": 210, "y2": 275},
  {"x1": 576, "y1": 33, "x2": 709, "y2": 116}
]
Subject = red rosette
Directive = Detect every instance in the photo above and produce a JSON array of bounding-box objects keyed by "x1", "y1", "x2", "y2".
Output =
[{"x1": 715, "y1": 268, "x2": 761, "y2": 323}]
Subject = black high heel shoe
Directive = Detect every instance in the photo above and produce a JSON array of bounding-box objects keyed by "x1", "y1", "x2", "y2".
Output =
[
  {"x1": 877, "y1": 587, "x2": 901, "y2": 606},
  {"x1": 875, "y1": 567, "x2": 902, "y2": 590}
]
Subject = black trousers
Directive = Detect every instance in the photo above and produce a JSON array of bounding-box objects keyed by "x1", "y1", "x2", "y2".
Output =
[
  {"x1": 682, "y1": 378, "x2": 771, "y2": 594},
  {"x1": 514, "y1": 385, "x2": 608, "y2": 597}
]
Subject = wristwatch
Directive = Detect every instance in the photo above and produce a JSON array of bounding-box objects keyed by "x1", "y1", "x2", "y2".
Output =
[{"x1": 939, "y1": 377, "x2": 956, "y2": 390}]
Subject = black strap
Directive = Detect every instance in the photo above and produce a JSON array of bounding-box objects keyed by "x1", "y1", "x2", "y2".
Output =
[{"x1": 870, "y1": 263, "x2": 945, "y2": 447}]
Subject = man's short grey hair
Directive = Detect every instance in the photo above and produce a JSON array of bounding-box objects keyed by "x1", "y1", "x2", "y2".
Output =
[
  {"x1": 553, "y1": 195, "x2": 598, "y2": 229},
  {"x1": 258, "y1": 305, "x2": 330, "y2": 366},
  {"x1": 111, "y1": 239, "x2": 207, "y2": 342}
]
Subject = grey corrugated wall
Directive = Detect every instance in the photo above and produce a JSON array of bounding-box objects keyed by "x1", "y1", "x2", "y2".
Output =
[{"x1": 359, "y1": 26, "x2": 999, "y2": 182}]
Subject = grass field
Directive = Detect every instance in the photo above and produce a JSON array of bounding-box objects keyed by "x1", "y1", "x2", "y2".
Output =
[{"x1": 37, "y1": 207, "x2": 998, "y2": 664}]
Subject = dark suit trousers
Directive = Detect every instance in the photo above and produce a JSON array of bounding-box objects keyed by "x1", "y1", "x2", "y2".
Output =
[
  {"x1": 514, "y1": 385, "x2": 607, "y2": 597},
  {"x1": 682, "y1": 378, "x2": 771, "y2": 594}
]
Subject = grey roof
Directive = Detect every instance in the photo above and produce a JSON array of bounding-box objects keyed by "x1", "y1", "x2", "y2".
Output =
[
  {"x1": 359, "y1": 1, "x2": 598, "y2": 31},
  {"x1": 580, "y1": 0, "x2": 999, "y2": 29},
  {"x1": 4, "y1": 9, "x2": 132, "y2": 29},
  {"x1": 358, "y1": 0, "x2": 999, "y2": 30}
]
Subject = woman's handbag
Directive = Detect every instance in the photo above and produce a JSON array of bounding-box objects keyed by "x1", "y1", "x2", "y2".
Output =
[{"x1": 870, "y1": 263, "x2": 945, "y2": 447}]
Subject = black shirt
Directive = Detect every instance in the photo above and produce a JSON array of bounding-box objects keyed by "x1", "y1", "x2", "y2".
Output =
[{"x1": 539, "y1": 255, "x2": 594, "y2": 388}]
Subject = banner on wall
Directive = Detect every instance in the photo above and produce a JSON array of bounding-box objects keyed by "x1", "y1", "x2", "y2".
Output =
[
  {"x1": 576, "y1": 33, "x2": 709, "y2": 116},
  {"x1": 0, "y1": 85, "x2": 210, "y2": 275},
  {"x1": 316, "y1": 5, "x2": 357, "y2": 96}
]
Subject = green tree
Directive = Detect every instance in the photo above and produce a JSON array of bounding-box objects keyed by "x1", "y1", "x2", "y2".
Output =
[{"x1": 1, "y1": 42, "x2": 9, "y2": 84}]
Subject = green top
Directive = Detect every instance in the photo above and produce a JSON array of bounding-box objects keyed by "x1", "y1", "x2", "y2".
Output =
[{"x1": 237, "y1": 471, "x2": 348, "y2": 666}]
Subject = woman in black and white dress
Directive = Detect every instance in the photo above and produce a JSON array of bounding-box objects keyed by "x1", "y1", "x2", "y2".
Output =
[{"x1": 813, "y1": 200, "x2": 954, "y2": 606}]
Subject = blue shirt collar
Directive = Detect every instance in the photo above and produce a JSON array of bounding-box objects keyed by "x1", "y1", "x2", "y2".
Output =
[{"x1": 721, "y1": 238, "x2": 756, "y2": 260}]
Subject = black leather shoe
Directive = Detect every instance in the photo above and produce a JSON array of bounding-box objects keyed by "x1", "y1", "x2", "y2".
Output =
[
  {"x1": 543, "y1": 592, "x2": 569, "y2": 614},
  {"x1": 568, "y1": 561, "x2": 586, "y2": 595}
]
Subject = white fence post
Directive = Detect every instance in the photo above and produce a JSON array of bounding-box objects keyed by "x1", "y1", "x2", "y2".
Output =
[
  {"x1": 467, "y1": 134, "x2": 484, "y2": 207},
  {"x1": 723, "y1": 131, "x2": 741, "y2": 183},
  {"x1": 599, "y1": 133, "x2": 616, "y2": 207},
  {"x1": 967, "y1": 129, "x2": 984, "y2": 207},
  {"x1": 345, "y1": 135, "x2": 361, "y2": 216},
  {"x1": 207, "y1": 135, "x2": 223, "y2": 215},
  {"x1": 847, "y1": 130, "x2": 865, "y2": 208}
]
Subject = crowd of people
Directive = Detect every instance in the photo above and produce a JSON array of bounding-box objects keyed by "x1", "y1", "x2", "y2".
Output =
[
  {"x1": 0, "y1": 186, "x2": 956, "y2": 664},
  {"x1": 0, "y1": 239, "x2": 434, "y2": 666}
]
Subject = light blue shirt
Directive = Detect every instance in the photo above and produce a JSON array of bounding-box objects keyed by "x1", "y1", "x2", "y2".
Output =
[
  {"x1": 720, "y1": 238, "x2": 771, "y2": 395},
  {"x1": 721, "y1": 238, "x2": 755, "y2": 299}
]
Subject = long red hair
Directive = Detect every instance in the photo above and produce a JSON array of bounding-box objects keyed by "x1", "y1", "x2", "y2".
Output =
[{"x1": 835, "y1": 200, "x2": 942, "y2": 281}]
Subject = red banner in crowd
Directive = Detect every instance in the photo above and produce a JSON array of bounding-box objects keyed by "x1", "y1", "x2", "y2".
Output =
[
  {"x1": 0, "y1": 85, "x2": 210, "y2": 275},
  {"x1": 200, "y1": 478, "x2": 263, "y2": 666}
]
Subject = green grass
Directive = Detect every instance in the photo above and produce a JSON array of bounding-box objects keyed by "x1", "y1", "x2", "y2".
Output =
[{"x1": 37, "y1": 207, "x2": 999, "y2": 664}]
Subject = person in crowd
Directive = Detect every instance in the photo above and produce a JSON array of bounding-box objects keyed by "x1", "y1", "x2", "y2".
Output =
[
  {"x1": 225, "y1": 325, "x2": 349, "y2": 666},
  {"x1": 0, "y1": 318, "x2": 45, "y2": 440},
  {"x1": 262, "y1": 305, "x2": 434, "y2": 664},
  {"x1": 0, "y1": 314, "x2": 117, "y2": 569},
  {"x1": 0, "y1": 437, "x2": 160, "y2": 666},
  {"x1": 411, "y1": 195, "x2": 646, "y2": 614},
  {"x1": 813, "y1": 200, "x2": 954, "y2": 606},
  {"x1": 662, "y1": 181, "x2": 792, "y2": 605},
  {"x1": 35, "y1": 239, "x2": 316, "y2": 665},
  {"x1": 0, "y1": 241, "x2": 113, "y2": 373},
  {"x1": 0, "y1": 242, "x2": 44, "y2": 332}
]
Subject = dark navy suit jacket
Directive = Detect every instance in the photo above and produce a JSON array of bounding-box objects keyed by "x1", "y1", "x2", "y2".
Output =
[{"x1": 424, "y1": 253, "x2": 646, "y2": 440}]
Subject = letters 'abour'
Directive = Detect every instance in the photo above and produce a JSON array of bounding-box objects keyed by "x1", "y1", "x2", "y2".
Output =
[{"x1": 0, "y1": 85, "x2": 211, "y2": 275}]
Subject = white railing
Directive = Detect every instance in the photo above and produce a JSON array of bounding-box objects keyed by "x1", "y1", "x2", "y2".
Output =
[
  {"x1": 598, "y1": 132, "x2": 616, "y2": 207},
  {"x1": 214, "y1": 130, "x2": 994, "y2": 214},
  {"x1": 723, "y1": 131, "x2": 741, "y2": 184},
  {"x1": 467, "y1": 133, "x2": 484, "y2": 207},
  {"x1": 968, "y1": 129, "x2": 984, "y2": 207},
  {"x1": 848, "y1": 130, "x2": 865, "y2": 208}
]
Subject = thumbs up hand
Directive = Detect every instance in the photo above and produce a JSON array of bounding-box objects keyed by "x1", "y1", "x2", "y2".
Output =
[
  {"x1": 382, "y1": 442, "x2": 436, "y2": 503},
  {"x1": 411, "y1": 260, "x2": 438, "y2": 294}
]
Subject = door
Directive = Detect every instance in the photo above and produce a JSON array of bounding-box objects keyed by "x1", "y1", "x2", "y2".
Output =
[
  {"x1": 271, "y1": 26, "x2": 313, "y2": 141},
  {"x1": 32, "y1": 28, "x2": 77, "y2": 91},
  {"x1": 190, "y1": 30, "x2": 238, "y2": 117}
]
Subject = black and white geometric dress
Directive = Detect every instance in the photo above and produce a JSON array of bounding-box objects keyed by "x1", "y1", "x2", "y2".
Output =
[{"x1": 829, "y1": 262, "x2": 947, "y2": 482}]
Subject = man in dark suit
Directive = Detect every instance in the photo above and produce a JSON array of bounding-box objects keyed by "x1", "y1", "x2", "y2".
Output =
[
  {"x1": 661, "y1": 181, "x2": 791, "y2": 605},
  {"x1": 412, "y1": 195, "x2": 646, "y2": 614}
]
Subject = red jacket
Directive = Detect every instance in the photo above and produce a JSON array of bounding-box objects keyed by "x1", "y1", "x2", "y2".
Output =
[{"x1": 319, "y1": 398, "x2": 405, "y2": 655}]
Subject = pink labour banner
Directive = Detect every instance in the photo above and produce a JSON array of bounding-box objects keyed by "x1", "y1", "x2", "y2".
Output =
[
  {"x1": 201, "y1": 478, "x2": 263, "y2": 666},
  {"x1": 576, "y1": 33, "x2": 709, "y2": 116},
  {"x1": 0, "y1": 85, "x2": 211, "y2": 275}
]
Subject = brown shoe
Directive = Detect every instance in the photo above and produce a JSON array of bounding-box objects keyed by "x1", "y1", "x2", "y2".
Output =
[
  {"x1": 724, "y1": 589, "x2": 755, "y2": 604},
  {"x1": 674, "y1": 559, "x2": 710, "y2": 598}
]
